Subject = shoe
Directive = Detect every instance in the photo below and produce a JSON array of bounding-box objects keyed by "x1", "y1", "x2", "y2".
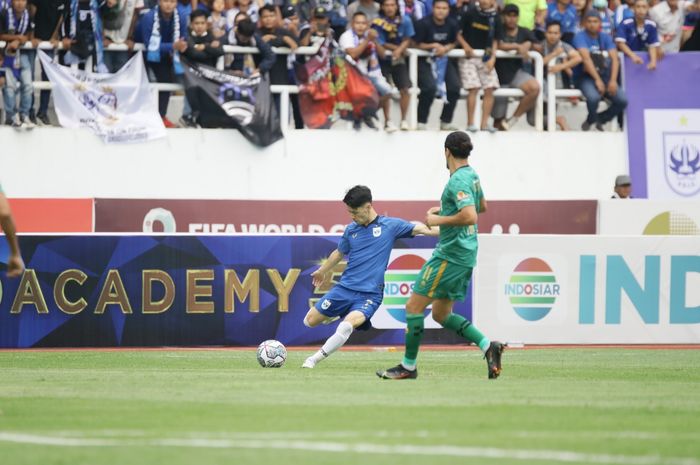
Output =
[
  {"x1": 21, "y1": 115, "x2": 35, "y2": 130},
  {"x1": 162, "y1": 117, "x2": 177, "y2": 128},
  {"x1": 36, "y1": 113, "x2": 51, "y2": 126},
  {"x1": 485, "y1": 341, "x2": 505, "y2": 379},
  {"x1": 363, "y1": 115, "x2": 378, "y2": 130},
  {"x1": 416, "y1": 123, "x2": 427, "y2": 131},
  {"x1": 481, "y1": 125, "x2": 498, "y2": 133},
  {"x1": 595, "y1": 122, "x2": 605, "y2": 132},
  {"x1": 494, "y1": 119, "x2": 508, "y2": 131},
  {"x1": 400, "y1": 120, "x2": 409, "y2": 131},
  {"x1": 505, "y1": 115, "x2": 520, "y2": 129},
  {"x1": 302, "y1": 357, "x2": 316, "y2": 369},
  {"x1": 376, "y1": 364, "x2": 418, "y2": 380},
  {"x1": 384, "y1": 121, "x2": 398, "y2": 133},
  {"x1": 178, "y1": 115, "x2": 200, "y2": 128},
  {"x1": 11, "y1": 114, "x2": 22, "y2": 130},
  {"x1": 466, "y1": 124, "x2": 479, "y2": 133},
  {"x1": 581, "y1": 120, "x2": 592, "y2": 132},
  {"x1": 440, "y1": 122, "x2": 458, "y2": 131}
]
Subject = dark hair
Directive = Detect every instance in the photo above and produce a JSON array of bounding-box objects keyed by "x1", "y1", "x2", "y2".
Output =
[
  {"x1": 444, "y1": 131, "x2": 473, "y2": 159},
  {"x1": 545, "y1": 19, "x2": 562, "y2": 30},
  {"x1": 352, "y1": 11, "x2": 367, "y2": 19},
  {"x1": 260, "y1": 4, "x2": 277, "y2": 15},
  {"x1": 343, "y1": 185, "x2": 373, "y2": 209},
  {"x1": 236, "y1": 18, "x2": 256, "y2": 37},
  {"x1": 433, "y1": 0, "x2": 450, "y2": 5},
  {"x1": 190, "y1": 9, "x2": 207, "y2": 21}
]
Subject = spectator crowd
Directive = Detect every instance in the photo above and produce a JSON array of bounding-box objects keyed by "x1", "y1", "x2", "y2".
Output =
[{"x1": 0, "y1": 0, "x2": 699, "y2": 130}]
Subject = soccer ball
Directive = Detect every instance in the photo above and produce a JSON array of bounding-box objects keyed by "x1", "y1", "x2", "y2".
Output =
[{"x1": 256, "y1": 340, "x2": 287, "y2": 368}]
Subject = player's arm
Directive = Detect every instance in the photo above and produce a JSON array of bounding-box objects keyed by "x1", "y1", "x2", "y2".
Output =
[
  {"x1": 427, "y1": 205, "x2": 478, "y2": 227},
  {"x1": 0, "y1": 193, "x2": 24, "y2": 277},
  {"x1": 411, "y1": 223, "x2": 440, "y2": 237},
  {"x1": 479, "y1": 197, "x2": 487, "y2": 213},
  {"x1": 311, "y1": 249, "x2": 344, "y2": 287}
]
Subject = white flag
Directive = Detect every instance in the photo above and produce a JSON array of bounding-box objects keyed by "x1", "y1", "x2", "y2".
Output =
[{"x1": 38, "y1": 50, "x2": 166, "y2": 143}]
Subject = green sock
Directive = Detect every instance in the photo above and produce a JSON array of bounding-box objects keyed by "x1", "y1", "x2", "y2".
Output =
[
  {"x1": 402, "y1": 314, "x2": 424, "y2": 370},
  {"x1": 442, "y1": 313, "x2": 491, "y2": 353}
]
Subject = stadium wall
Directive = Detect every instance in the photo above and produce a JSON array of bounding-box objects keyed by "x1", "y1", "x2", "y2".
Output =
[
  {"x1": 0, "y1": 129, "x2": 625, "y2": 200},
  {"x1": 2, "y1": 234, "x2": 698, "y2": 348}
]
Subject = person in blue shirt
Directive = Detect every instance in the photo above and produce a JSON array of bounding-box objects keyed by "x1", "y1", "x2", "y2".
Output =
[
  {"x1": 134, "y1": 0, "x2": 189, "y2": 127},
  {"x1": 615, "y1": 0, "x2": 660, "y2": 70},
  {"x1": 573, "y1": 10, "x2": 627, "y2": 131},
  {"x1": 302, "y1": 185, "x2": 437, "y2": 369},
  {"x1": 615, "y1": 0, "x2": 635, "y2": 26},
  {"x1": 546, "y1": 0, "x2": 578, "y2": 43},
  {"x1": 372, "y1": 0, "x2": 415, "y2": 131}
]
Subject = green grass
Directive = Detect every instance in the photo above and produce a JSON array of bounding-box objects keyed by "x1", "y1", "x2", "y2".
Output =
[{"x1": 1, "y1": 348, "x2": 699, "y2": 465}]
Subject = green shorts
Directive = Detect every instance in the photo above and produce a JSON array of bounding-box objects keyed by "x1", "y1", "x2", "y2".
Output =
[{"x1": 412, "y1": 256, "x2": 473, "y2": 302}]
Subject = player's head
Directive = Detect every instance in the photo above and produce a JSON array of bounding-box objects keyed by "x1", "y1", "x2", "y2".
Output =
[
  {"x1": 343, "y1": 185, "x2": 374, "y2": 225},
  {"x1": 444, "y1": 131, "x2": 474, "y2": 165}
]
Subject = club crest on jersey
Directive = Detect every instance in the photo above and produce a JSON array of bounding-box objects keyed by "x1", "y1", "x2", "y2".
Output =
[
  {"x1": 321, "y1": 299, "x2": 331, "y2": 310},
  {"x1": 373, "y1": 226, "x2": 382, "y2": 237},
  {"x1": 457, "y1": 191, "x2": 470, "y2": 201}
]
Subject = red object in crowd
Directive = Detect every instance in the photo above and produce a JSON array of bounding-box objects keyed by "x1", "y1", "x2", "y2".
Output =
[{"x1": 162, "y1": 117, "x2": 177, "y2": 128}]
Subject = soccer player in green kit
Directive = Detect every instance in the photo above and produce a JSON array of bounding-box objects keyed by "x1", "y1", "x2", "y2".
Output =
[{"x1": 377, "y1": 131, "x2": 504, "y2": 380}]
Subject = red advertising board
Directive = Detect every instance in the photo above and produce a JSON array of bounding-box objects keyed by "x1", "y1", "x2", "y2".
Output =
[
  {"x1": 95, "y1": 199, "x2": 596, "y2": 234},
  {"x1": 6, "y1": 199, "x2": 93, "y2": 233}
]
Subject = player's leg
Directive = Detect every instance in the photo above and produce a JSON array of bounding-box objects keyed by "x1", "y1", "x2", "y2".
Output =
[
  {"x1": 303, "y1": 307, "x2": 339, "y2": 328},
  {"x1": 433, "y1": 267, "x2": 505, "y2": 379},
  {"x1": 303, "y1": 310, "x2": 367, "y2": 368}
]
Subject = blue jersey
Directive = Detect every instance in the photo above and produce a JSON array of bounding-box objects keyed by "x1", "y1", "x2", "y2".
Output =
[
  {"x1": 547, "y1": 3, "x2": 578, "y2": 34},
  {"x1": 337, "y1": 216, "x2": 416, "y2": 293},
  {"x1": 572, "y1": 30, "x2": 616, "y2": 79},
  {"x1": 615, "y1": 18, "x2": 660, "y2": 51}
]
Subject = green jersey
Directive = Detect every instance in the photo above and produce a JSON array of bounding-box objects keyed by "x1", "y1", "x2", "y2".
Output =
[{"x1": 433, "y1": 165, "x2": 483, "y2": 267}]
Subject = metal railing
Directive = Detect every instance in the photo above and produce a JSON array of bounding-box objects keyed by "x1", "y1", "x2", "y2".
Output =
[
  {"x1": 1, "y1": 40, "x2": 545, "y2": 132},
  {"x1": 406, "y1": 48, "x2": 544, "y2": 131}
]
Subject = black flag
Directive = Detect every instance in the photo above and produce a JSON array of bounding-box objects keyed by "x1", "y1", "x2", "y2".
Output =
[{"x1": 182, "y1": 58, "x2": 283, "y2": 147}]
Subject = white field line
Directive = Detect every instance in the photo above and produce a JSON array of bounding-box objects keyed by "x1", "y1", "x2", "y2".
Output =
[{"x1": 0, "y1": 432, "x2": 698, "y2": 465}]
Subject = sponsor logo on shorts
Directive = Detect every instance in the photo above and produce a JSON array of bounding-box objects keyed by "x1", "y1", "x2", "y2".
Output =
[
  {"x1": 321, "y1": 299, "x2": 331, "y2": 310},
  {"x1": 505, "y1": 257, "x2": 560, "y2": 322}
]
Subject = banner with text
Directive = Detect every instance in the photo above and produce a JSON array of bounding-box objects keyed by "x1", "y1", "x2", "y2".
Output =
[
  {"x1": 625, "y1": 53, "x2": 700, "y2": 199},
  {"x1": 94, "y1": 199, "x2": 597, "y2": 234},
  {"x1": 0, "y1": 235, "x2": 470, "y2": 348},
  {"x1": 598, "y1": 200, "x2": 700, "y2": 235},
  {"x1": 473, "y1": 235, "x2": 700, "y2": 344}
]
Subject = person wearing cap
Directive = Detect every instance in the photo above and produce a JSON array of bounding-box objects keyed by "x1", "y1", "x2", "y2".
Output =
[
  {"x1": 616, "y1": 0, "x2": 660, "y2": 70},
  {"x1": 612, "y1": 175, "x2": 632, "y2": 198},
  {"x1": 573, "y1": 10, "x2": 627, "y2": 131},
  {"x1": 314, "y1": 0, "x2": 349, "y2": 39},
  {"x1": 505, "y1": 0, "x2": 548, "y2": 31},
  {"x1": 300, "y1": 6, "x2": 334, "y2": 45},
  {"x1": 492, "y1": 3, "x2": 540, "y2": 131}
]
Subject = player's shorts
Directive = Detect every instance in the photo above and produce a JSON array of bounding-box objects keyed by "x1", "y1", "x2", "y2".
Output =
[
  {"x1": 314, "y1": 285, "x2": 383, "y2": 331},
  {"x1": 412, "y1": 256, "x2": 473, "y2": 302},
  {"x1": 458, "y1": 57, "x2": 500, "y2": 90}
]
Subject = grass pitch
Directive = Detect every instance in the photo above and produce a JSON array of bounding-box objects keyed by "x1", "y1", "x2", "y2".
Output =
[{"x1": 1, "y1": 347, "x2": 699, "y2": 465}]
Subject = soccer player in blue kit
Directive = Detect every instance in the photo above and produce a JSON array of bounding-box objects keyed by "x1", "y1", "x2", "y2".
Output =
[{"x1": 302, "y1": 185, "x2": 437, "y2": 368}]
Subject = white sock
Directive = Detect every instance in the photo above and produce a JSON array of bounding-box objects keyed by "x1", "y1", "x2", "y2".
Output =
[{"x1": 310, "y1": 321, "x2": 353, "y2": 364}]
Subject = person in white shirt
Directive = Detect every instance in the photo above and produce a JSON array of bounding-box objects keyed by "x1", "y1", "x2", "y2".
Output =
[{"x1": 649, "y1": 0, "x2": 700, "y2": 53}]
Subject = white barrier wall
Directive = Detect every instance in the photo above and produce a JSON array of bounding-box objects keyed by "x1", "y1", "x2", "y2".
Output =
[
  {"x1": 599, "y1": 200, "x2": 700, "y2": 234},
  {"x1": 0, "y1": 129, "x2": 625, "y2": 200},
  {"x1": 474, "y1": 235, "x2": 700, "y2": 344}
]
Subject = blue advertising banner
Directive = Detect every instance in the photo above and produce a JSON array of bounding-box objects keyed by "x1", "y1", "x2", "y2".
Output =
[
  {"x1": 0, "y1": 236, "x2": 471, "y2": 348},
  {"x1": 624, "y1": 52, "x2": 700, "y2": 199}
]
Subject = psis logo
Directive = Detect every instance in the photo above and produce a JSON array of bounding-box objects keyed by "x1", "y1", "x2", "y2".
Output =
[
  {"x1": 663, "y1": 134, "x2": 700, "y2": 197},
  {"x1": 505, "y1": 257, "x2": 560, "y2": 321},
  {"x1": 383, "y1": 254, "x2": 429, "y2": 323}
]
